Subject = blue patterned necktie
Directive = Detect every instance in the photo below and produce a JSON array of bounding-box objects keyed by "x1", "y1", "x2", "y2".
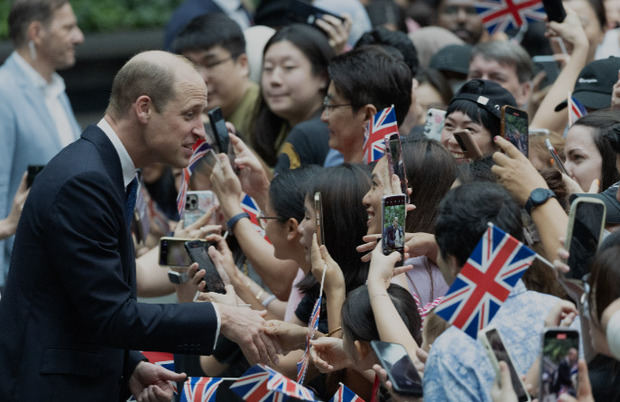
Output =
[{"x1": 125, "y1": 177, "x2": 138, "y2": 227}]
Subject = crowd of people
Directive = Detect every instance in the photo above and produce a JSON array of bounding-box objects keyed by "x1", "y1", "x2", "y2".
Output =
[{"x1": 1, "y1": 0, "x2": 620, "y2": 401}]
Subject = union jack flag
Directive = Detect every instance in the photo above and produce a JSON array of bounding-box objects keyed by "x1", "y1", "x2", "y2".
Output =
[
  {"x1": 475, "y1": 0, "x2": 546, "y2": 35},
  {"x1": 329, "y1": 382, "x2": 366, "y2": 402},
  {"x1": 296, "y1": 294, "x2": 322, "y2": 383},
  {"x1": 230, "y1": 364, "x2": 316, "y2": 402},
  {"x1": 177, "y1": 139, "x2": 211, "y2": 216},
  {"x1": 241, "y1": 193, "x2": 270, "y2": 242},
  {"x1": 141, "y1": 351, "x2": 175, "y2": 373},
  {"x1": 568, "y1": 95, "x2": 587, "y2": 126},
  {"x1": 180, "y1": 377, "x2": 223, "y2": 402},
  {"x1": 363, "y1": 106, "x2": 399, "y2": 164},
  {"x1": 434, "y1": 224, "x2": 536, "y2": 339}
]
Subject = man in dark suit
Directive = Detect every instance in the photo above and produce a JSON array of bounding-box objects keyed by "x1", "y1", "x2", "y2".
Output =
[{"x1": 0, "y1": 51, "x2": 279, "y2": 402}]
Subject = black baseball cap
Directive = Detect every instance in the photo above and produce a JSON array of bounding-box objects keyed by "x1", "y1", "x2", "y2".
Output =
[
  {"x1": 430, "y1": 44, "x2": 473, "y2": 75},
  {"x1": 450, "y1": 79, "x2": 517, "y2": 119},
  {"x1": 555, "y1": 56, "x2": 620, "y2": 112},
  {"x1": 572, "y1": 182, "x2": 620, "y2": 224}
]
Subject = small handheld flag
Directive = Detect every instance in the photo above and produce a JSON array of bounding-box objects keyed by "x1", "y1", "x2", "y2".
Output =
[
  {"x1": 434, "y1": 224, "x2": 536, "y2": 338},
  {"x1": 363, "y1": 106, "x2": 399, "y2": 164},
  {"x1": 180, "y1": 377, "x2": 223, "y2": 402},
  {"x1": 241, "y1": 193, "x2": 270, "y2": 242},
  {"x1": 177, "y1": 139, "x2": 211, "y2": 216},
  {"x1": 329, "y1": 382, "x2": 366, "y2": 402},
  {"x1": 568, "y1": 95, "x2": 587, "y2": 126},
  {"x1": 475, "y1": 0, "x2": 546, "y2": 35},
  {"x1": 230, "y1": 364, "x2": 316, "y2": 401}
]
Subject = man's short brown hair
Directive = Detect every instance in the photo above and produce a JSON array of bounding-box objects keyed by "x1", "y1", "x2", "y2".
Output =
[{"x1": 9, "y1": 0, "x2": 68, "y2": 47}]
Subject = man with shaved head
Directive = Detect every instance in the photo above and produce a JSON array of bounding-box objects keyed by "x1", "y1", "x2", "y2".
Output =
[{"x1": 0, "y1": 51, "x2": 280, "y2": 401}]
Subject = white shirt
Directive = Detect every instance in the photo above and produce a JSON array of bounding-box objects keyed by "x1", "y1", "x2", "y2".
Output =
[
  {"x1": 97, "y1": 118, "x2": 221, "y2": 347},
  {"x1": 13, "y1": 52, "x2": 76, "y2": 148}
]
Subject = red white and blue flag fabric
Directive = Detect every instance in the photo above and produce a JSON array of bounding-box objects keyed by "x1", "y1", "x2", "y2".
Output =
[
  {"x1": 296, "y1": 293, "x2": 322, "y2": 383},
  {"x1": 141, "y1": 351, "x2": 175, "y2": 373},
  {"x1": 568, "y1": 95, "x2": 587, "y2": 126},
  {"x1": 177, "y1": 138, "x2": 211, "y2": 216},
  {"x1": 241, "y1": 193, "x2": 270, "y2": 242},
  {"x1": 230, "y1": 364, "x2": 316, "y2": 402},
  {"x1": 475, "y1": 0, "x2": 546, "y2": 35},
  {"x1": 329, "y1": 382, "x2": 366, "y2": 402},
  {"x1": 434, "y1": 224, "x2": 536, "y2": 339},
  {"x1": 180, "y1": 377, "x2": 223, "y2": 402},
  {"x1": 363, "y1": 106, "x2": 399, "y2": 164}
]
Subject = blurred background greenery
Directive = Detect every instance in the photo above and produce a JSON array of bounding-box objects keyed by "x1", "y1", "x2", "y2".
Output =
[{"x1": 0, "y1": 0, "x2": 184, "y2": 39}]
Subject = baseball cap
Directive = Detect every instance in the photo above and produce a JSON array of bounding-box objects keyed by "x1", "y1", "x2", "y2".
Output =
[
  {"x1": 430, "y1": 44, "x2": 472, "y2": 75},
  {"x1": 555, "y1": 56, "x2": 620, "y2": 112},
  {"x1": 450, "y1": 79, "x2": 517, "y2": 119},
  {"x1": 572, "y1": 182, "x2": 620, "y2": 224}
]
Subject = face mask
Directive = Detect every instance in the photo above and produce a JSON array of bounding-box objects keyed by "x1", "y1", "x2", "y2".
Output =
[{"x1": 607, "y1": 309, "x2": 620, "y2": 360}]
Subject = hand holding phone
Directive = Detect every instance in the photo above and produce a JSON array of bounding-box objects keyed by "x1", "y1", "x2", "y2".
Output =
[
  {"x1": 540, "y1": 328, "x2": 579, "y2": 401},
  {"x1": 501, "y1": 106, "x2": 529, "y2": 158},
  {"x1": 183, "y1": 190, "x2": 218, "y2": 228},
  {"x1": 370, "y1": 341, "x2": 423, "y2": 397},
  {"x1": 384, "y1": 133, "x2": 408, "y2": 200},
  {"x1": 208, "y1": 107, "x2": 237, "y2": 172},
  {"x1": 159, "y1": 237, "x2": 196, "y2": 268},
  {"x1": 382, "y1": 194, "x2": 406, "y2": 256},
  {"x1": 423, "y1": 108, "x2": 446, "y2": 141},
  {"x1": 542, "y1": 0, "x2": 566, "y2": 22},
  {"x1": 565, "y1": 198, "x2": 606, "y2": 280},
  {"x1": 184, "y1": 240, "x2": 226, "y2": 294}
]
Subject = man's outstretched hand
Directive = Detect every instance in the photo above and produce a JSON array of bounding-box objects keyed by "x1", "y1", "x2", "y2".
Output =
[{"x1": 129, "y1": 361, "x2": 186, "y2": 402}]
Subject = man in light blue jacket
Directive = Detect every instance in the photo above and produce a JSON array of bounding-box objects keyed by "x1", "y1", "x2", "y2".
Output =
[{"x1": 0, "y1": 0, "x2": 83, "y2": 289}]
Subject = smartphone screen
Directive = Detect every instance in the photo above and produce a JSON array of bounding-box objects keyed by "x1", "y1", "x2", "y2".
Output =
[
  {"x1": 159, "y1": 238, "x2": 193, "y2": 267},
  {"x1": 502, "y1": 106, "x2": 529, "y2": 157},
  {"x1": 566, "y1": 199, "x2": 606, "y2": 280},
  {"x1": 184, "y1": 240, "x2": 226, "y2": 294},
  {"x1": 382, "y1": 194, "x2": 406, "y2": 255},
  {"x1": 540, "y1": 329, "x2": 579, "y2": 401},
  {"x1": 314, "y1": 192, "x2": 325, "y2": 246},
  {"x1": 483, "y1": 328, "x2": 530, "y2": 402},
  {"x1": 384, "y1": 133, "x2": 408, "y2": 200},
  {"x1": 370, "y1": 341, "x2": 423, "y2": 397},
  {"x1": 423, "y1": 108, "x2": 446, "y2": 141}
]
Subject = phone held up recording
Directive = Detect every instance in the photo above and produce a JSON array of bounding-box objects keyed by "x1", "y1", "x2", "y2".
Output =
[{"x1": 382, "y1": 194, "x2": 406, "y2": 256}]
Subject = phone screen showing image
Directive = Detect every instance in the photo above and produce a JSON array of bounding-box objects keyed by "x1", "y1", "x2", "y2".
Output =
[
  {"x1": 502, "y1": 106, "x2": 529, "y2": 157},
  {"x1": 566, "y1": 200, "x2": 605, "y2": 280},
  {"x1": 382, "y1": 194, "x2": 406, "y2": 255},
  {"x1": 485, "y1": 328, "x2": 530, "y2": 402},
  {"x1": 541, "y1": 329, "x2": 579, "y2": 401},
  {"x1": 159, "y1": 238, "x2": 193, "y2": 267}
]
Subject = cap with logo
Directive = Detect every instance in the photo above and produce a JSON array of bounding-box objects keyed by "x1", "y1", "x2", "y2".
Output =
[
  {"x1": 555, "y1": 56, "x2": 620, "y2": 112},
  {"x1": 449, "y1": 79, "x2": 518, "y2": 119}
]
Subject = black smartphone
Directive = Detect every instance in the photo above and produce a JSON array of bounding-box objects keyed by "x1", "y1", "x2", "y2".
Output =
[
  {"x1": 370, "y1": 341, "x2": 423, "y2": 397},
  {"x1": 542, "y1": 0, "x2": 566, "y2": 22},
  {"x1": 533, "y1": 55, "x2": 561, "y2": 89},
  {"x1": 314, "y1": 192, "x2": 325, "y2": 246},
  {"x1": 384, "y1": 133, "x2": 409, "y2": 201},
  {"x1": 382, "y1": 194, "x2": 406, "y2": 256},
  {"x1": 501, "y1": 105, "x2": 529, "y2": 158},
  {"x1": 27, "y1": 165, "x2": 45, "y2": 187},
  {"x1": 159, "y1": 237, "x2": 195, "y2": 268},
  {"x1": 565, "y1": 198, "x2": 606, "y2": 280},
  {"x1": 540, "y1": 328, "x2": 580, "y2": 401},
  {"x1": 545, "y1": 138, "x2": 568, "y2": 175},
  {"x1": 208, "y1": 107, "x2": 229, "y2": 153},
  {"x1": 454, "y1": 130, "x2": 483, "y2": 160},
  {"x1": 479, "y1": 327, "x2": 531, "y2": 402},
  {"x1": 287, "y1": 0, "x2": 345, "y2": 29},
  {"x1": 184, "y1": 240, "x2": 226, "y2": 294}
]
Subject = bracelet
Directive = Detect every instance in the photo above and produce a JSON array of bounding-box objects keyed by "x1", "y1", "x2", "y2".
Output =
[
  {"x1": 262, "y1": 294, "x2": 277, "y2": 307},
  {"x1": 327, "y1": 327, "x2": 342, "y2": 337},
  {"x1": 226, "y1": 212, "x2": 249, "y2": 233}
]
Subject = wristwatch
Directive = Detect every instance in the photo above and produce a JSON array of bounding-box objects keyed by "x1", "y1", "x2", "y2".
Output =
[{"x1": 525, "y1": 188, "x2": 556, "y2": 214}]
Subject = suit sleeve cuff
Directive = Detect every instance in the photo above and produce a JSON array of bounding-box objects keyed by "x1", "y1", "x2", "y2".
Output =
[{"x1": 212, "y1": 303, "x2": 221, "y2": 351}]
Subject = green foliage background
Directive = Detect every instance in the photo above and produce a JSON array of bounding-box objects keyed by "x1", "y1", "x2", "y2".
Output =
[
  {"x1": 0, "y1": 0, "x2": 183, "y2": 39},
  {"x1": 383, "y1": 204, "x2": 406, "y2": 228}
]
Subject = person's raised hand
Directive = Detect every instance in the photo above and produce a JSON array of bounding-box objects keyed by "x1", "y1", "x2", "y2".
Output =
[
  {"x1": 315, "y1": 14, "x2": 352, "y2": 54},
  {"x1": 129, "y1": 361, "x2": 186, "y2": 402},
  {"x1": 174, "y1": 263, "x2": 206, "y2": 303},
  {"x1": 173, "y1": 205, "x2": 221, "y2": 240},
  {"x1": 372, "y1": 364, "x2": 422, "y2": 402},
  {"x1": 309, "y1": 336, "x2": 351, "y2": 373},
  {"x1": 367, "y1": 241, "x2": 412, "y2": 290},
  {"x1": 545, "y1": 8, "x2": 589, "y2": 51},
  {"x1": 404, "y1": 232, "x2": 439, "y2": 264},
  {"x1": 310, "y1": 233, "x2": 344, "y2": 293},
  {"x1": 491, "y1": 361, "x2": 518, "y2": 402},
  {"x1": 492, "y1": 136, "x2": 549, "y2": 206},
  {"x1": 2, "y1": 171, "x2": 30, "y2": 238},
  {"x1": 230, "y1": 133, "x2": 270, "y2": 204},
  {"x1": 264, "y1": 320, "x2": 310, "y2": 354},
  {"x1": 210, "y1": 154, "x2": 244, "y2": 219},
  {"x1": 545, "y1": 300, "x2": 578, "y2": 328}
]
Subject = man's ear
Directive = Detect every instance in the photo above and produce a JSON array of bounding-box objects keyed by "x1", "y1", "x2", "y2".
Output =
[
  {"x1": 360, "y1": 103, "x2": 378, "y2": 122},
  {"x1": 519, "y1": 81, "x2": 532, "y2": 106},
  {"x1": 286, "y1": 218, "x2": 299, "y2": 241},
  {"x1": 236, "y1": 53, "x2": 250, "y2": 78},
  {"x1": 134, "y1": 95, "x2": 153, "y2": 124},
  {"x1": 27, "y1": 21, "x2": 43, "y2": 45}
]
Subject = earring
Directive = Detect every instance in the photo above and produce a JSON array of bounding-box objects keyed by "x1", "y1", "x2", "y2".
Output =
[{"x1": 28, "y1": 40, "x2": 37, "y2": 60}]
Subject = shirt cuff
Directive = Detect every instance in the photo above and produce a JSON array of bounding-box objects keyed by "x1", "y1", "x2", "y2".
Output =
[{"x1": 211, "y1": 303, "x2": 221, "y2": 351}]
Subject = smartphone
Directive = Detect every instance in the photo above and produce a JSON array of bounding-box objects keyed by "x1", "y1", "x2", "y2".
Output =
[
  {"x1": 501, "y1": 105, "x2": 529, "y2": 158},
  {"x1": 370, "y1": 341, "x2": 423, "y2": 397},
  {"x1": 540, "y1": 328, "x2": 580, "y2": 401},
  {"x1": 184, "y1": 240, "x2": 226, "y2": 294},
  {"x1": 382, "y1": 194, "x2": 406, "y2": 256},
  {"x1": 533, "y1": 55, "x2": 561, "y2": 89},
  {"x1": 27, "y1": 165, "x2": 45, "y2": 187},
  {"x1": 193, "y1": 148, "x2": 219, "y2": 178},
  {"x1": 384, "y1": 133, "x2": 409, "y2": 201},
  {"x1": 454, "y1": 130, "x2": 483, "y2": 160},
  {"x1": 287, "y1": 0, "x2": 345, "y2": 29},
  {"x1": 423, "y1": 108, "x2": 446, "y2": 141},
  {"x1": 545, "y1": 138, "x2": 568, "y2": 175},
  {"x1": 183, "y1": 190, "x2": 218, "y2": 228},
  {"x1": 168, "y1": 270, "x2": 190, "y2": 284},
  {"x1": 565, "y1": 198, "x2": 606, "y2": 280},
  {"x1": 314, "y1": 192, "x2": 325, "y2": 246},
  {"x1": 542, "y1": 0, "x2": 566, "y2": 22},
  {"x1": 208, "y1": 107, "x2": 229, "y2": 154},
  {"x1": 479, "y1": 327, "x2": 531, "y2": 402},
  {"x1": 159, "y1": 237, "x2": 197, "y2": 268}
]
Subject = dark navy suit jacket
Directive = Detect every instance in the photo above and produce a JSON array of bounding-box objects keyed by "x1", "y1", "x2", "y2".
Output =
[{"x1": 0, "y1": 126, "x2": 218, "y2": 401}]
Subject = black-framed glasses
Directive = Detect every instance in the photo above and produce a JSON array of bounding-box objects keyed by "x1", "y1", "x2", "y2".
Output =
[
  {"x1": 258, "y1": 214, "x2": 280, "y2": 221},
  {"x1": 322, "y1": 96, "x2": 351, "y2": 110}
]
